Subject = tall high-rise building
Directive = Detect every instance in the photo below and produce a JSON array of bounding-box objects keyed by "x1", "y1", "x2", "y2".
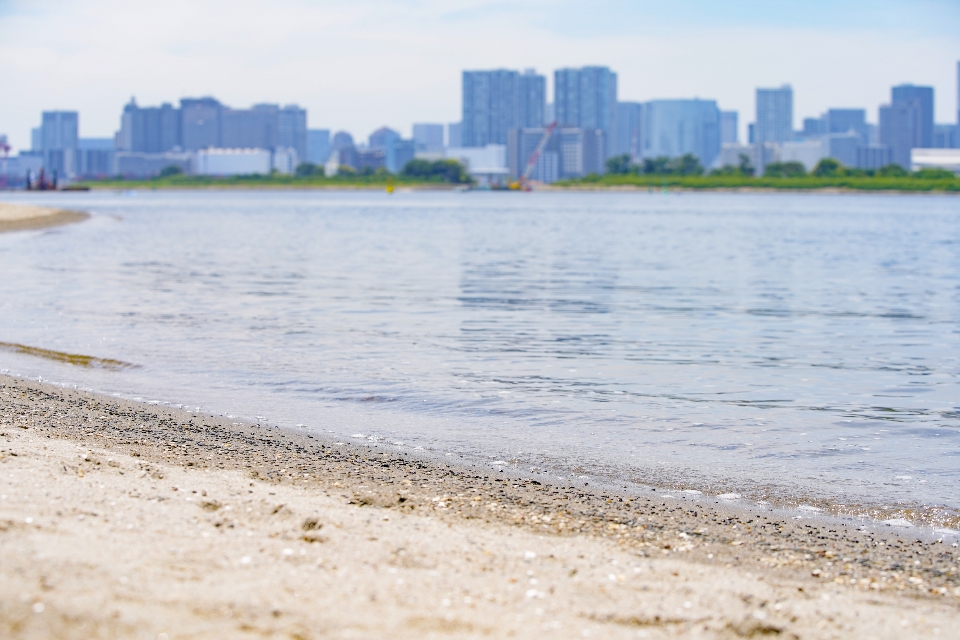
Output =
[
  {"x1": 118, "y1": 99, "x2": 180, "y2": 152},
  {"x1": 892, "y1": 85, "x2": 935, "y2": 148},
  {"x1": 40, "y1": 111, "x2": 79, "y2": 177},
  {"x1": 278, "y1": 105, "x2": 308, "y2": 161},
  {"x1": 755, "y1": 85, "x2": 793, "y2": 145},
  {"x1": 518, "y1": 69, "x2": 546, "y2": 128},
  {"x1": 413, "y1": 124, "x2": 444, "y2": 152},
  {"x1": 180, "y1": 97, "x2": 222, "y2": 151},
  {"x1": 554, "y1": 66, "x2": 617, "y2": 157},
  {"x1": 643, "y1": 99, "x2": 721, "y2": 168},
  {"x1": 720, "y1": 111, "x2": 738, "y2": 144},
  {"x1": 614, "y1": 102, "x2": 644, "y2": 158},
  {"x1": 307, "y1": 129, "x2": 331, "y2": 164},
  {"x1": 462, "y1": 69, "x2": 546, "y2": 147},
  {"x1": 956, "y1": 60, "x2": 959, "y2": 126},
  {"x1": 880, "y1": 84, "x2": 935, "y2": 167},
  {"x1": 221, "y1": 103, "x2": 278, "y2": 150}
]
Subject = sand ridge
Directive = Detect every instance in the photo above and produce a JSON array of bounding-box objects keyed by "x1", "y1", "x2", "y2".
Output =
[
  {"x1": 0, "y1": 375, "x2": 958, "y2": 638},
  {"x1": 0, "y1": 203, "x2": 89, "y2": 233}
]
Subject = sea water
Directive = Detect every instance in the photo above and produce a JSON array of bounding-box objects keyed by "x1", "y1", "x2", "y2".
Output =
[{"x1": 1, "y1": 190, "x2": 958, "y2": 524}]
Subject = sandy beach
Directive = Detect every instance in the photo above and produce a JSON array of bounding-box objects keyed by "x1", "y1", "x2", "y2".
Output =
[
  {"x1": 0, "y1": 203, "x2": 89, "y2": 233},
  {"x1": 0, "y1": 375, "x2": 957, "y2": 638}
]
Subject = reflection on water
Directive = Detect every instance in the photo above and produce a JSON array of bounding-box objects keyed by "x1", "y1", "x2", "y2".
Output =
[{"x1": 0, "y1": 190, "x2": 958, "y2": 524}]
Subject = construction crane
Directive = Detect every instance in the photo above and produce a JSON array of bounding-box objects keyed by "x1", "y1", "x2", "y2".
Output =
[{"x1": 510, "y1": 121, "x2": 557, "y2": 190}]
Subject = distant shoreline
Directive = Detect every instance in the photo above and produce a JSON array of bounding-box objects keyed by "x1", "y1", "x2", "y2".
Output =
[
  {"x1": 71, "y1": 174, "x2": 960, "y2": 194},
  {"x1": 0, "y1": 202, "x2": 89, "y2": 233}
]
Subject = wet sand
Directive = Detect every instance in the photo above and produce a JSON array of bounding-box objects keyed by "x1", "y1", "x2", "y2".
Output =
[
  {"x1": 0, "y1": 203, "x2": 89, "y2": 233},
  {"x1": 1, "y1": 374, "x2": 958, "y2": 638}
]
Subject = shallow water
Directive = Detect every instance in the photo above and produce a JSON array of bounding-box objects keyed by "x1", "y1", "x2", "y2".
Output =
[{"x1": 1, "y1": 190, "x2": 958, "y2": 522}]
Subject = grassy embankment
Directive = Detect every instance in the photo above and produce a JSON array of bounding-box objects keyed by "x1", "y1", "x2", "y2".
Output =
[{"x1": 558, "y1": 173, "x2": 960, "y2": 192}]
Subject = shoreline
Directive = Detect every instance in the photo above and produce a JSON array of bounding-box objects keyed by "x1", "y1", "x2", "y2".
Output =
[
  {"x1": 545, "y1": 184, "x2": 960, "y2": 196},
  {"x1": 0, "y1": 203, "x2": 89, "y2": 233},
  {"x1": 1, "y1": 374, "x2": 958, "y2": 637}
]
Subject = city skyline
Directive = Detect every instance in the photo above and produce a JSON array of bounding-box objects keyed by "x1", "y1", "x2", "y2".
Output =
[{"x1": 1, "y1": 0, "x2": 958, "y2": 152}]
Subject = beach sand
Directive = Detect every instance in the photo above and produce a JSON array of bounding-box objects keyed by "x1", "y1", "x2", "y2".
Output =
[
  {"x1": 0, "y1": 203, "x2": 89, "y2": 233},
  {"x1": 0, "y1": 375, "x2": 958, "y2": 638}
]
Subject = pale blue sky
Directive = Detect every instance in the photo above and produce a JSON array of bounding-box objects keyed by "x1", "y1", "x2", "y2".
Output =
[{"x1": 1, "y1": 0, "x2": 957, "y2": 151}]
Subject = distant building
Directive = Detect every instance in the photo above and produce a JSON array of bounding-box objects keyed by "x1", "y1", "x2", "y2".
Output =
[
  {"x1": 307, "y1": 129, "x2": 331, "y2": 164},
  {"x1": 195, "y1": 148, "x2": 270, "y2": 176},
  {"x1": 115, "y1": 151, "x2": 193, "y2": 178},
  {"x1": 369, "y1": 127, "x2": 414, "y2": 172},
  {"x1": 519, "y1": 69, "x2": 546, "y2": 128},
  {"x1": 331, "y1": 131, "x2": 355, "y2": 153},
  {"x1": 413, "y1": 124, "x2": 444, "y2": 152},
  {"x1": 447, "y1": 122, "x2": 462, "y2": 148},
  {"x1": 507, "y1": 128, "x2": 558, "y2": 183},
  {"x1": 714, "y1": 143, "x2": 754, "y2": 170},
  {"x1": 277, "y1": 105, "x2": 307, "y2": 161},
  {"x1": 507, "y1": 126, "x2": 603, "y2": 182},
  {"x1": 933, "y1": 124, "x2": 958, "y2": 149},
  {"x1": 554, "y1": 66, "x2": 617, "y2": 158},
  {"x1": 779, "y1": 141, "x2": 824, "y2": 172},
  {"x1": 614, "y1": 102, "x2": 644, "y2": 159},
  {"x1": 39, "y1": 111, "x2": 79, "y2": 178},
  {"x1": 30, "y1": 127, "x2": 42, "y2": 152},
  {"x1": 720, "y1": 111, "x2": 738, "y2": 144},
  {"x1": 77, "y1": 138, "x2": 114, "y2": 178},
  {"x1": 824, "y1": 109, "x2": 869, "y2": 144},
  {"x1": 271, "y1": 147, "x2": 298, "y2": 175},
  {"x1": 544, "y1": 102, "x2": 555, "y2": 124},
  {"x1": 755, "y1": 85, "x2": 793, "y2": 144},
  {"x1": 221, "y1": 104, "x2": 278, "y2": 150},
  {"x1": 822, "y1": 132, "x2": 860, "y2": 167},
  {"x1": 445, "y1": 144, "x2": 508, "y2": 186},
  {"x1": 355, "y1": 148, "x2": 386, "y2": 171},
  {"x1": 800, "y1": 117, "x2": 826, "y2": 138},
  {"x1": 911, "y1": 148, "x2": 960, "y2": 173},
  {"x1": 880, "y1": 84, "x2": 934, "y2": 167},
  {"x1": 857, "y1": 145, "x2": 892, "y2": 170},
  {"x1": 643, "y1": 99, "x2": 721, "y2": 168},
  {"x1": 462, "y1": 68, "x2": 546, "y2": 147},
  {"x1": 117, "y1": 99, "x2": 180, "y2": 153},
  {"x1": 180, "y1": 97, "x2": 222, "y2": 151},
  {"x1": 755, "y1": 85, "x2": 793, "y2": 173}
]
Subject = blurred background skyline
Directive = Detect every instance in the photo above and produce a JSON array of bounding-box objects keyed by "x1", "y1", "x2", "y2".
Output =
[{"x1": 1, "y1": 0, "x2": 958, "y2": 151}]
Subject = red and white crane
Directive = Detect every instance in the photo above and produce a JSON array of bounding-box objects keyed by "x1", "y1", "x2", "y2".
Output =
[{"x1": 512, "y1": 121, "x2": 557, "y2": 190}]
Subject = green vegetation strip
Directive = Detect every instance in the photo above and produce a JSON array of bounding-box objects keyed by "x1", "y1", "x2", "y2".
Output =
[
  {"x1": 559, "y1": 173, "x2": 960, "y2": 192},
  {"x1": 0, "y1": 342, "x2": 138, "y2": 370}
]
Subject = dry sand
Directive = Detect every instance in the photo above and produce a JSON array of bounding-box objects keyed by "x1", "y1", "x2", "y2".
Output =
[
  {"x1": 0, "y1": 203, "x2": 89, "y2": 233},
  {"x1": 1, "y1": 375, "x2": 958, "y2": 639}
]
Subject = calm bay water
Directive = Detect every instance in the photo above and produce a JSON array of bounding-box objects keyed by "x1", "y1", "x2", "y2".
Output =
[{"x1": 1, "y1": 190, "x2": 958, "y2": 522}]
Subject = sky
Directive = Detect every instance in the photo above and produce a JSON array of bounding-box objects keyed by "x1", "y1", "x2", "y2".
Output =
[{"x1": 1, "y1": 0, "x2": 958, "y2": 152}]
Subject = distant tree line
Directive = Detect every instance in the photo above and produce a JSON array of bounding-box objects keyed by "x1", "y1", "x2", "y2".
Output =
[
  {"x1": 606, "y1": 153, "x2": 705, "y2": 176},
  {"x1": 608, "y1": 152, "x2": 950, "y2": 180},
  {"x1": 287, "y1": 158, "x2": 471, "y2": 183}
]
